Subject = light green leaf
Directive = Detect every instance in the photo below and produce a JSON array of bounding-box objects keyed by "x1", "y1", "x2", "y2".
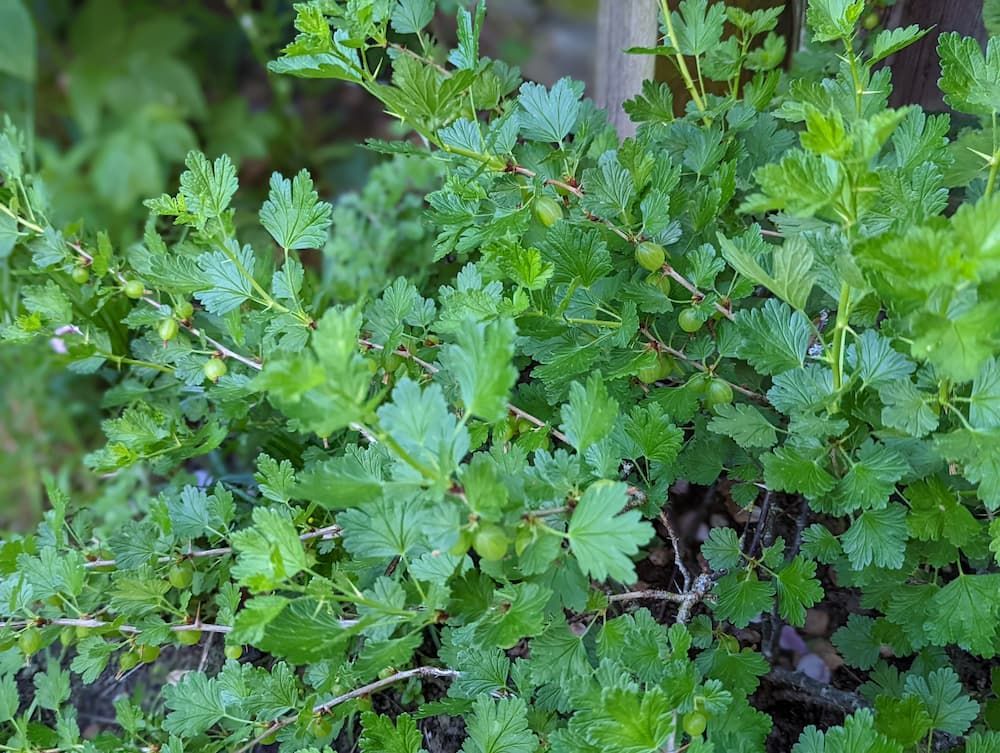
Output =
[
  {"x1": 841, "y1": 505, "x2": 908, "y2": 570},
  {"x1": 377, "y1": 378, "x2": 469, "y2": 481},
  {"x1": 568, "y1": 480, "x2": 654, "y2": 583},
  {"x1": 179, "y1": 152, "x2": 238, "y2": 222},
  {"x1": 904, "y1": 667, "x2": 980, "y2": 735},
  {"x1": 231, "y1": 506, "x2": 309, "y2": 590},
  {"x1": 260, "y1": 169, "x2": 333, "y2": 250},
  {"x1": 163, "y1": 673, "x2": 226, "y2": 736},
  {"x1": 879, "y1": 380, "x2": 938, "y2": 437},
  {"x1": 391, "y1": 0, "x2": 435, "y2": 35},
  {"x1": 806, "y1": 0, "x2": 865, "y2": 42},
  {"x1": 762, "y1": 446, "x2": 836, "y2": 498},
  {"x1": 518, "y1": 77, "x2": 583, "y2": 143},
  {"x1": 195, "y1": 240, "x2": 255, "y2": 315},
  {"x1": 938, "y1": 33, "x2": 1000, "y2": 116},
  {"x1": 971, "y1": 358, "x2": 1000, "y2": 429},
  {"x1": 587, "y1": 686, "x2": 676, "y2": 753},
  {"x1": 361, "y1": 712, "x2": 427, "y2": 753},
  {"x1": 925, "y1": 574, "x2": 1000, "y2": 657},
  {"x1": 559, "y1": 372, "x2": 619, "y2": 453},
  {"x1": 848, "y1": 331, "x2": 915, "y2": 389},
  {"x1": 702, "y1": 527, "x2": 742, "y2": 571},
  {"x1": 870, "y1": 25, "x2": 929, "y2": 65},
  {"x1": 461, "y1": 696, "x2": 537, "y2": 753},
  {"x1": 438, "y1": 318, "x2": 518, "y2": 423},
  {"x1": 708, "y1": 403, "x2": 777, "y2": 448},
  {"x1": 475, "y1": 582, "x2": 550, "y2": 649},
  {"x1": 775, "y1": 556, "x2": 824, "y2": 626},
  {"x1": 736, "y1": 299, "x2": 811, "y2": 375},
  {"x1": 0, "y1": 675, "x2": 16, "y2": 723},
  {"x1": 714, "y1": 570, "x2": 775, "y2": 628}
]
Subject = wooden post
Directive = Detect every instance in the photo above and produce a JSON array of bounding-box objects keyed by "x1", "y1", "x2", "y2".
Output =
[
  {"x1": 595, "y1": 0, "x2": 659, "y2": 138},
  {"x1": 885, "y1": 0, "x2": 987, "y2": 111}
]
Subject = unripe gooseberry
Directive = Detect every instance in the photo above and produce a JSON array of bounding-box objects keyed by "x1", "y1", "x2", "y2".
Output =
[
  {"x1": 473, "y1": 524, "x2": 509, "y2": 561},
  {"x1": 123, "y1": 279, "x2": 145, "y2": 299},
  {"x1": 118, "y1": 651, "x2": 141, "y2": 672},
  {"x1": 157, "y1": 318, "x2": 179, "y2": 342},
  {"x1": 138, "y1": 643, "x2": 160, "y2": 663},
  {"x1": 449, "y1": 529, "x2": 473, "y2": 556},
  {"x1": 637, "y1": 354, "x2": 673, "y2": 384},
  {"x1": 678, "y1": 308, "x2": 704, "y2": 333},
  {"x1": 19, "y1": 627, "x2": 43, "y2": 656},
  {"x1": 71, "y1": 266, "x2": 90, "y2": 284},
  {"x1": 705, "y1": 379, "x2": 734, "y2": 409},
  {"x1": 682, "y1": 710, "x2": 708, "y2": 737},
  {"x1": 176, "y1": 628, "x2": 202, "y2": 646},
  {"x1": 175, "y1": 300, "x2": 194, "y2": 320},
  {"x1": 533, "y1": 196, "x2": 563, "y2": 227},
  {"x1": 635, "y1": 241, "x2": 666, "y2": 272},
  {"x1": 167, "y1": 561, "x2": 193, "y2": 590},
  {"x1": 203, "y1": 357, "x2": 227, "y2": 382},
  {"x1": 224, "y1": 644, "x2": 244, "y2": 660}
]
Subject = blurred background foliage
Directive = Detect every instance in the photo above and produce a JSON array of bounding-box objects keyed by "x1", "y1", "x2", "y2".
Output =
[{"x1": 0, "y1": 0, "x2": 598, "y2": 530}]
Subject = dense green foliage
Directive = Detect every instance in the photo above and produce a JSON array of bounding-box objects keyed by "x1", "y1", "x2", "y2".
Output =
[{"x1": 2, "y1": 0, "x2": 1000, "y2": 751}]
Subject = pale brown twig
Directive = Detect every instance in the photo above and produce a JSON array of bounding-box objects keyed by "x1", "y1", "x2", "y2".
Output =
[
  {"x1": 84, "y1": 524, "x2": 342, "y2": 571},
  {"x1": 233, "y1": 666, "x2": 460, "y2": 753}
]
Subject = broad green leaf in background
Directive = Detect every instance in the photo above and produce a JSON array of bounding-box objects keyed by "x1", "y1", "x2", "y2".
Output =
[
  {"x1": 708, "y1": 403, "x2": 777, "y2": 448},
  {"x1": 0, "y1": 0, "x2": 35, "y2": 82},
  {"x1": 903, "y1": 667, "x2": 980, "y2": 736},
  {"x1": 736, "y1": 299, "x2": 811, "y2": 375}
]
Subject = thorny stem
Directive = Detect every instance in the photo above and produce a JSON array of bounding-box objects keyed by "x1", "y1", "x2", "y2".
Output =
[
  {"x1": 83, "y1": 524, "x2": 342, "y2": 571},
  {"x1": 608, "y1": 573, "x2": 713, "y2": 625},
  {"x1": 640, "y1": 328, "x2": 768, "y2": 404},
  {"x1": 234, "y1": 667, "x2": 461, "y2": 753},
  {"x1": 659, "y1": 509, "x2": 692, "y2": 591},
  {"x1": 663, "y1": 266, "x2": 734, "y2": 321},
  {"x1": 609, "y1": 589, "x2": 689, "y2": 604},
  {"x1": 3, "y1": 618, "x2": 233, "y2": 635}
]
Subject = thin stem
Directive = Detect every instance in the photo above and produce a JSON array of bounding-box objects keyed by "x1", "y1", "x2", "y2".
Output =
[
  {"x1": 659, "y1": 509, "x2": 692, "y2": 592},
  {"x1": 831, "y1": 282, "x2": 852, "y2": 394},
  {"x1": 664, "y1": 266, "x2": 733, "y2": 321},
  {"x1": 986, "y1": 149, "x2": 999, "y2": 196},
  {"x1": 234, "y1": 667, "x2": 460, "y2": 753},
  {"x1": 67, "y1": 237, "x2": 264, "y2": 371},
  {"x1": 658, "y1": 0, "x2": 707, "y2": 113},
  {"x1": 83, "y1": 524, "x2": 342, "y2": 571},
  {"x1": 640, "y1": 328, "x2": 768, "y2": 404},
  {"x1": 608, "y1": 589, "x2": 688, "y2": 604}
]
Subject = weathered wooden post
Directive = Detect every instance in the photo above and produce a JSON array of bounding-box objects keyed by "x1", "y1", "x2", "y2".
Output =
[
  {"x1": 594, "y1": 0, "x2": 659, "y2": 137},
  {"x1": 885, "y1": 0, "x2": 988, "y2": 110}
]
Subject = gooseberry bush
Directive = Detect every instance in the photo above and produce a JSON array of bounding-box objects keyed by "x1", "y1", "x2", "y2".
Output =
[{"x1": 2, "y1": 0, "x2": 1000, "y2": 751}]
